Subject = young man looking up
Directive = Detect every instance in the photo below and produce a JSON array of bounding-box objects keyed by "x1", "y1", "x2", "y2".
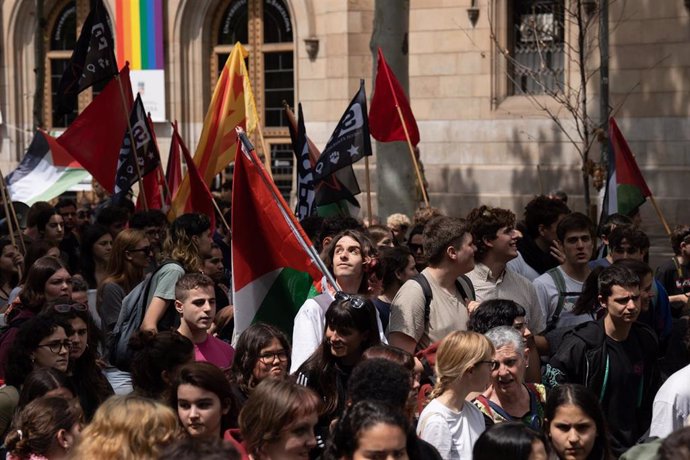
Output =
[
  {"x1": 175, "y1": 273, "x2": 234, "y2": 368},
  {"x1": 533, "y1": 212, "x2": 594, "y2": 331},
  {"x1": 389, "y1": 216, "x2": 476, "y2": 355},
  {"x1": 544, "y1": 265, "x2": 660, "y2": 457}
]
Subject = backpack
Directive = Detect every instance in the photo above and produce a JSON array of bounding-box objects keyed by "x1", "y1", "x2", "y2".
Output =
[
  {"x1": 107, "y1": 261, "x2": 180, "y2": 370},
  {"x1": 412, "y1": 273, "x2": 475, "y2": 385},
  {"x1": 543, "y1": 267, "x2": 582, "y2": 333}
]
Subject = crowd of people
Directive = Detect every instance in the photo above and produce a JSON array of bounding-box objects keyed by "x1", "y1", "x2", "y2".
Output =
[{"x1": 0, "y1": 193, "x2": 688, "y2": 459}]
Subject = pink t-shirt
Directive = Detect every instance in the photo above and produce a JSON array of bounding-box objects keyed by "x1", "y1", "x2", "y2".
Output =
[{"x1": 194, "y1": 335, "x2": 235, "y2": 369}]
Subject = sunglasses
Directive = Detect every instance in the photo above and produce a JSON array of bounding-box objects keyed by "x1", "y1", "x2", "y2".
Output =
[
  {"x1": 335, "y1": 291, "x2": 366, "y2": 309},
  {"x1": 53, "y1": 303, "x2": 88, "y2": 313}
]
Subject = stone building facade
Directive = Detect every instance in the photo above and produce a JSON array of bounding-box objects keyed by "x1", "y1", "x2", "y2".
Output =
[{"x1": 0, "y1": 0, "x2": 688, "y2": 241}]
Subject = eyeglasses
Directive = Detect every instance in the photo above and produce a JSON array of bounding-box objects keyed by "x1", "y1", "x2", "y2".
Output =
[
  {"x1": 128, "y1": 246, "x2": 152, "y2": 254},
  {"x1": 258, "y1": 350, "x2": 288, "y2": 364},
  {"x1": 335, "y1": 291, "x2": 366, "y2": 309},
  {"x1": 37, "y1": 339, "x2": 72, "y2": 354},
  {"x1": 477, "y1": 360, "x2": 500, "y2": 371},
  {"x1": 53, "y1": 303, "x2": 88, "y2": 313}
]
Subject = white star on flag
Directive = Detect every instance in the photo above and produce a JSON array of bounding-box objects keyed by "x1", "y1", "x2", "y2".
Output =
[{"x1": 347, "y1": 144, "x2": 359, "y2": 157}]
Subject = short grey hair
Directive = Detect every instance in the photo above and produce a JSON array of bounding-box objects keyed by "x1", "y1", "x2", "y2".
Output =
[{"x1": 485, "y1": 326, "x2": 525, "y2": 355}]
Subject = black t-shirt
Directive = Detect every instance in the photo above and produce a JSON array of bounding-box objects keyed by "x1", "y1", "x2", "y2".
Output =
[
  {"x1": 516, "y1": 235, "x2": 560, "y2": 275},
  {"x1": 603, "y1": 333, "x2": 651, "y2": 456},
  {"x1": 656, "y1": 258, "x2": 690, "y2": 316}
]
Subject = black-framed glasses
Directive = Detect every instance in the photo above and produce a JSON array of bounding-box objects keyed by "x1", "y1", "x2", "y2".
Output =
[
  {"x1": 335, "y1": 291, "x2": 366, "y2": 309},
  {"x1": 128, "y1": 246, "x2": 152, "y2": 254},
  {"x1": 477, "y1": 360, "x2": 500, "y2": 371},
  {"x1": 258, "y1": 350, "x2": 289, "y2": 364},
  {"x1": 53, "y1": 303, "x2": 88, "y2": 313},
  {"x1": 37, "y1": 339, "x2": 72, "y2": 354}
]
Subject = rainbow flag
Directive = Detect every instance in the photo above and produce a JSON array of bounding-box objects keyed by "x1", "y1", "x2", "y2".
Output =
[{"x1": 115, "y1": 0, "x2": 164, "y2": 70}]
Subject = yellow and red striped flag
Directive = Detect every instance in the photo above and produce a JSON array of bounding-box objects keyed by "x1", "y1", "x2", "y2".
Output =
[{"x1": 170, "y1": 42, "x2": 258, "y2": 217}]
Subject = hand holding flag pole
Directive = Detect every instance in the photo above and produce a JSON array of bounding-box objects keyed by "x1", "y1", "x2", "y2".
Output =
[{"x1": 236, "y1": 126, "x2": 340, "y2": 292}]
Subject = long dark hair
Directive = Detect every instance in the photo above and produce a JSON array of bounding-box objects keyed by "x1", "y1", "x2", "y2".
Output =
[
  {"x1": 80, "y1": 224, "x2": 111, "y2": 289},
  {"x1": 16, "y1": 367, "x2": 76, "y2": 413},
  {"x1": 4, "y1": 315, "x2": 69, "y2": 387},
  {"x1": 298, "y1": 296, "x2": 381, "y2": 415},
  {"x1": 544, "y1": 384, "x2": 612, "y2": 460},
  {"x1": 170, "y1": 362, "x2": 235, "y2": 435},
  {"x1": 474, "y1": 422, "x2": 548, "y2": 460},
  {"x1": 573, "y1": 266, "x2": 605, "y2": 316},
  {"x1": 42, "y1": 299, "x2": 113, "y2": 421},
  {"x1": 17, "y1": 256, "x2": 69, "y2": 314},
  {"x1": 229, "y1": 323, "x2": 291, "y2": 397}
]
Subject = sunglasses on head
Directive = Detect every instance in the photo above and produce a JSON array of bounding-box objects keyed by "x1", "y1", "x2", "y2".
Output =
[
  {"x1": 53, "y1": 303, "x2": 88, "y2": 314},
  {"x1": 335, "y1": 291, "x2": 366, "y2": 309}
]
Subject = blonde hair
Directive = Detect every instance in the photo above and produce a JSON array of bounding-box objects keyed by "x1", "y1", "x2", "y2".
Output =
[
  {"x1": 430, "y1": 331, "x2": 494, "y2": 400},
  {"x1": 70, "y1": 395, "x2": 178, "y2": 460},
  {"x1": 386, "y1": 213, "x2": 411, "y2": 229}
]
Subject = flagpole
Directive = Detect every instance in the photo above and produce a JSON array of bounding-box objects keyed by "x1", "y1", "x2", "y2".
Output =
[
  {"x1": 146, "y1": 112, "x2": 171, "y2": 203},
  {"x1": 256, "y1": 123, "x2": 273, "y2": 180},
  {"x1": 0, "y1": 171, "x2": 24, "y2": 278},
  {"x1": 114, "y1": 73, "x2": 148, "y2": 211},
  {"x1": 236, "y1": 127, "x2": 340, "y2": 292},
  {"x1": 394, "y1": 105, "x2": 429, "y2": 207},
  {"x1": 364, "y1": 156, "x2": 373, "y2": 224},
  {"x1": 648, "y1": 195, "x2": 672, "y2": 236},
  {"x1": 0, "y1": 173, "x2": 16, "y2": 248}
]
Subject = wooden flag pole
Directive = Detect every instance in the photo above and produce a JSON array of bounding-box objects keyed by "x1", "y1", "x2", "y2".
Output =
[
  {"x1": 0, "y1": 174, "x2": 26, "y2": 256},
  {"x1": 364, "y1": 156, "x2": 373, "y2": 224},
  {"x1": 0, "y1": 176, "x2": 16, "y2": 248},
  {"x1": 394, "y1": 105, "x2": 429, "y2": 207},
  {"x1": 115, "y1": 75, "x2": 148, "y2": 210},
  {"x1": 210, "y1": 196, "x2": 231, "y2": 233},
  {"x1": 648, "y1": 195, "x2": 672, "y2": 236}
]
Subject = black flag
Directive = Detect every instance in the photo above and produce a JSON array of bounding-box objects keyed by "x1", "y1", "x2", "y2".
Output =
[
  {"x1": 56, "y1": 0, "x2": 118, "y2": 115},
  {"x1": 312, "y1": 80, "x2": 372, "y2": 182},
  {"x1": 289, "y1": 103, "x2": 316, "y2": 220},
  {"x1": 112, "y1": 94, "x2": 161, "y2": 204}
]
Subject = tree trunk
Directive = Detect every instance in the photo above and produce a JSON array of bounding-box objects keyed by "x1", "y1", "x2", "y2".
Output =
[{"x1": 370, "y1": 0, "x2": 417, "y2": 219}]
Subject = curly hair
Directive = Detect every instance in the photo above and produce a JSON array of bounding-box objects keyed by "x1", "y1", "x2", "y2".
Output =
[
  {"x1": 523, "y1": 195, "x2": 571, "y2": 239},
  {"x1": 163, "y1": 213, "x2": 211, "y2": 273},
  {"x1": 71, "y1": 395, "x2": 178, "y2": 460},
  {"x1": 465, "y1": 205, "x2": 516, "y2": 262}
]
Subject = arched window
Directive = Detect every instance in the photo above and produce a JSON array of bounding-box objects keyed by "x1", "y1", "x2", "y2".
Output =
[{"x1": 212, "y1": 0, "x2": 295, "y2": 201}]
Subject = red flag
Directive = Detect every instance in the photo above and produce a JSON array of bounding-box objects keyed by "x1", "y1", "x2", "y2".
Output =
[
  {"x1": 166, "y1": 129, "x2": 182, "y2": 205},
  {"x1": 369, "y1": 48, "x2": 420, "y2": 146},
  {"x1": 135, "y1": 169, "x2": 164, "y2": 211},
  {"x1": 171, "y1": 122, "x2": 216, "y2": 231},
  {"x1": 57, "y1": 64, "x2": 133, "y2": 192}
]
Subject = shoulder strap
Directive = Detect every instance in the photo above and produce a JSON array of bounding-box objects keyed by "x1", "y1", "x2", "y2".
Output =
[
  {"x1": 545, "y1": 267, "x2": 567, "y2": 332},
  {"x1": 411, "y1": 273, "x2": 433, "y2": 327},
  {"x1": 455, "y1": 275, "x2": 475, "y2": 302}
]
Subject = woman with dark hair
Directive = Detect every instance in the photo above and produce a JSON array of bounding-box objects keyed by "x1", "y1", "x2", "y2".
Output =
[
  {"x1": 42, "y1": 299, "x2": 113, "y2": 421},
  {"x1": 228, "y1": 323, "x2": 290, "y2": 415},
  {"x1": 0, "y1": 315, "x2": 72, "y2": 437},
  {"x1": 170, "y1": 362, "x2": 234, "y2": 440},
  {"x1": 34, "y1": 208, "x2": 64, "y2": 248},
  {"x1": 128, "y1": 330, "x2": 194, "y2": 400},
  {"x1": 473, "y1": 422, "x2": 548, "y2": 460},
  {"x1": 291, "y1": 230, "x2": 380, "y2": 372},
  {"x1": 141, "y1": 213, "x2": 213, "y2": 333},
  {"x1": 324, "y1": 400, "x2": 419, "y2": 460},
  {"x1": 407, "y1": 224, "x2": 426, "y2": 272},
  {"x1": 544, "y1": 384, "x2": 613, "y2": 460},
  {"x1": 16, "y1": 367, "x2": 75, "y2": 414},
  {"x1": 0, "y1": 257, "x2": 72, "y2": 379},
  {"x1": 0, "y1": 238, "x2": 23, "y2": 310},
  {"x1": 4, "y1": 396, "x2": 83, "y2": 460},
  {"x1": 374, "y1": 246, "x2": 417, "y2": 331},
  {"x1": 17, "y1": 241, "x2": 60, "y2": 287},
  {"x1": 295, "y1": 295, "x2": 381, "y2": 452},
  {"x1": 234, "y1": 379, "x2": 320, "y2": 459},
  {"x1": 79, "y1": 224, "x2": 113, "y2": 289}
]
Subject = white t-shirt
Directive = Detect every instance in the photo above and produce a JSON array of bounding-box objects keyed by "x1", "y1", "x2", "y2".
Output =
[
  {"x1": 649, "y1": 363, "x2": 690, "y2": 438},
  {"x1": 417, "y1": 398, "x2": 485, "y2": 460},
  {"x1": 533, "y1": 266, "x2": 589, "y2": 329}
]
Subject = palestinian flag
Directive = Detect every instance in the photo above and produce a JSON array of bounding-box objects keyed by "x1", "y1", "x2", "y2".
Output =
[
  {"x1": 232, "y1": 133, "x2": 323, "y2": 343},
  {"x1": 6, "y1": 130, "x2": 89, "y2": 205},
  {"x1": 600, "y1": 118, "x2": 652, "y2": 222}
]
